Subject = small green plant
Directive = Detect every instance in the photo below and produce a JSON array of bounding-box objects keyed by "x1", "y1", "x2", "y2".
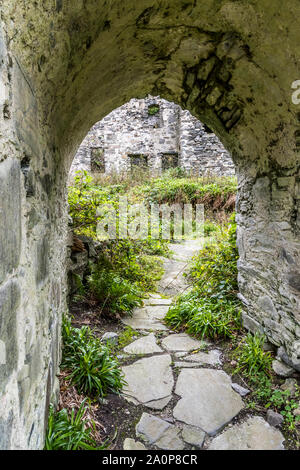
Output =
[
  {"x1": 246, "y1": 373, "x2": 300, "y2": 430},
  {"x1": 234, "y1": 332, "x2": 273, "y2": 376},
  {"x1": 45, "y1": 401, "x2": 105, "y2": 450},
  {"x1": 250, "y1": 372, "x2": 273, "y2": 402},
  {"x1": 266, "y1": 388, "x2": 300, "y2": 430},
  {"x1": 61, "y1": 316, "x2": 125, "y2": 396}
]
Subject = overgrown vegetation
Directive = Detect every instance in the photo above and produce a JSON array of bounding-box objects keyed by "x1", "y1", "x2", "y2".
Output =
[
  {"x1": 244, "y1": 371, "x2": 300, "y2": 432},
  {"x1": 165, "y1": 214, "x2": 241, "y2": 340},
  {"x1": 66, "y1": 170, "x2": 300, "y2": 447},
  {"x1": 61, "y1": 316, "x2": 125, "y2": 396},
  {"x1": 45, "y1": 401, "x2": 105, "y2": 450},
  {"x1": 131, "y1": 171, "x2": 237, "y2": 213},
  {"x1": 68, "y1": 170, "x2": 236, "y2": 317},
  {"x1": 68, "y1": 170, "x2": 237, "y2": 237}
]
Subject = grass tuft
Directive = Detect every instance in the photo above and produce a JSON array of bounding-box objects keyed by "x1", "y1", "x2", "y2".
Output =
[{"x1": 61, "y1": 316, "x2": 125, "y2": 396}]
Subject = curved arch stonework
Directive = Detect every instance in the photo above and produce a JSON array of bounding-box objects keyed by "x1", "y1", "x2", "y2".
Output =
[{"x1": 0, "y1": 1, "x2": 299, "y2": 449}]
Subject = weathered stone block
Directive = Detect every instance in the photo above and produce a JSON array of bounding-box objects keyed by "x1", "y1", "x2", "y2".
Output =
[
  {"x1": 0, "y1": 411, "x2": 13, "y2": 450},
  {"x1": 0, "y1": 279, "x2": 20, "y2": 392},
  {"x1": 35, "y1": 237, "x2": 50, "y2": 285}
]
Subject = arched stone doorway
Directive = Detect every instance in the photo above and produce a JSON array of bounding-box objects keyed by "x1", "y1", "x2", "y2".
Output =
[{"x1": 0, "y1": 1, "x2": 299, "y2": 449}]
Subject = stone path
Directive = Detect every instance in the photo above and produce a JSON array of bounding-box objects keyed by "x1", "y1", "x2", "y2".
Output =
[{"x1": 119, "y1": 241, "x2": 285, "y2": 450}]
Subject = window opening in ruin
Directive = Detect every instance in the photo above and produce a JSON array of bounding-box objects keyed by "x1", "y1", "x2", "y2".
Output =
[
  {"x1": 148, "y1": 104, "x2": 160, "y2": 116},
  {"x1": 91, "y1": 148, "x2": 105, "y2": 172},
  {"x1": 162, "y1": 153, "x2": 179, "y2": 171}
]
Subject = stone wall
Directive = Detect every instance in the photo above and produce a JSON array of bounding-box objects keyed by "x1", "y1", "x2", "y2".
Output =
[
  {"x1": 0, "y1": 0, "x2": 299, "y2": 450},
  {"x1": 70, "y1": 96, "x2": 235, "y2": 177}
]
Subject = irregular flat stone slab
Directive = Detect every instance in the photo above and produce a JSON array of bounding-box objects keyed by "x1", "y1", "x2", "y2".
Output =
[
  {"x1": 147, "y1": 305, "x2": 170, "y2": 320},
  {"x1": 174, "y1": 352, "x2": 187, "y2": 358},
  {"x1": 181, "y1": 425, "x2": 206, "y2": 448},
  {"x1": 157, "y1": 240, "x2": 202, "y2": 297},
  {"x1": 149, "y1": 293, "x2": 164, "y2": 299},
  {"x1": 167, "y1": 240, "x2": 203, "y2": 263},
  {"x1": 184, "y1": 349, "x2": 222, "y2": 366},
  {"x1": 272, "y1": 359, "x2": 294, "y2": 378},
  {"x1": 208, "y1": 417, "x2": 285, "y2": 450},
  {"x1": 156, "y1": 426, "x2": 185, "y2": 450},
  {"x1": 145, "y1": 396, "x2": 173, "y2": 410},
  {"x1": 136, "y1": 413, "x2": 171, "y2": 444},
  {"x1": 158, "y1": 260, "x2": 189, "y2": 296},
  {"x1": 173, "y1": 369, "x2": 244, "y2": 436},
  {"x1": 280, "y1": 378, "x2": 298, "y2": 396},
  {"x1": 123, "y1": 438, "x2": 147, "y2": 450},
  {"x1": 122, "y1": 317, "x2": 168, "y2": 331},
  {"x1": 136, "y1": 413, "x2": 185, "y2": 450},
  {"x1": 122, "y1": 355, "x2": 174, "y2": 409},
  {"x1": 122, "y1": 307, "x2": 169, "y2": 331},
  {"x1": 161, "y1": 333, "x2": 209, "y2": 352},
  {"x1": 124, "y1": 333, "x2": 163, "y2": 355}
]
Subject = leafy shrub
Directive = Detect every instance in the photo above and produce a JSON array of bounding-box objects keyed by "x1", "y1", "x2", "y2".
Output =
[
  {"x1": 88, "y1": 269, "x2": 143, "y2": 316},
  {"x1": 97, "y1": 239, "x2": 167, "y2": 292},
  {"x1": 61, "y1": 316, "x2": 125, "y2": 396},
  {"x1": 166, "y1": 294, "x2": 240, "y2": 340},
  {"x1": 68, "y1": 172, "x2": 169, "y2": 301},
  {"x1": 45, "y1": 401, "x2": 105, "y2": 450},
  {"x1": 203, "y1": 221, "x2": 219, "y2": 236},
  {"x1": 234, "y1": 332, "x2": 273, "y2": 376}
]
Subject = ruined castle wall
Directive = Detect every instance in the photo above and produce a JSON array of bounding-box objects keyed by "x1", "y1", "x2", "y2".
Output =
[{"x1": 179, "y1": 110, "x2": 236, "y2": 176}]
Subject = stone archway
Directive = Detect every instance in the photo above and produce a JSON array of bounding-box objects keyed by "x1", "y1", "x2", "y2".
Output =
[{"x1": 0, "y1": 1, "x2": 299, "y2": 449}]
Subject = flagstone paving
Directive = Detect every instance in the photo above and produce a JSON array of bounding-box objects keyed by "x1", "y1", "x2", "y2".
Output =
[
  {"x1": 122, "y1": 354, "x2": 174, "y2": 409},
  {"x1": 173, "y1": 369, "x2": 244, "y2": 436},
  {"x1": 120, "y1": 241, "x2": 285, "y2": 451}
]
